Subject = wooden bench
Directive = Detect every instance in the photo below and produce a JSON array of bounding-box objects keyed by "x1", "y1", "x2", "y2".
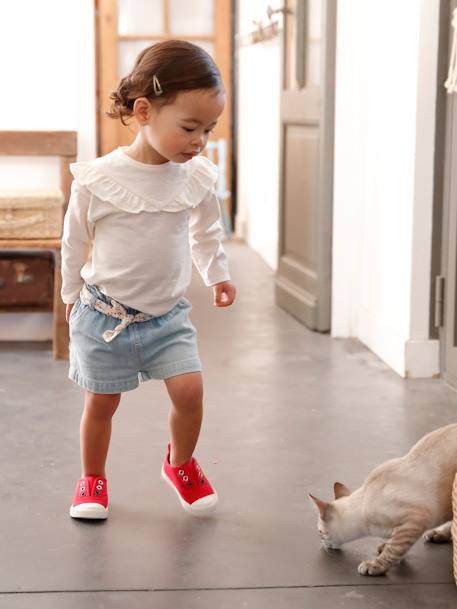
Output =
[{"x1": 0, "y1": 131, "x2": 77, "y2": 359}]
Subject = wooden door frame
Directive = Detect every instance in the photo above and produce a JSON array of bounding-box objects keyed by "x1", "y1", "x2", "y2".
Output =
[{"x1": 230, "y1": 0, "x2": 238, "y2": 226}]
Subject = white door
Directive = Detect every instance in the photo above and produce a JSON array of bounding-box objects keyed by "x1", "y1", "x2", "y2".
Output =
[{"x1": 275, "y1": 0, "x2": 336, "y2": 331}]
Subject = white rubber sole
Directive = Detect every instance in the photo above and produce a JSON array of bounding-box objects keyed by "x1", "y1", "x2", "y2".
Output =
[
  {"x1": 69, "y1": 502, "x2": 109, "y2": 519},
  {"x1": 161, "y1": 466, "x2": 218, "y2": 516}
]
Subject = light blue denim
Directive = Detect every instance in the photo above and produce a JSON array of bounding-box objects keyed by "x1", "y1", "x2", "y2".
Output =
[{"x1": 69, "y1": 283, "x2": 202, "y2": 394}]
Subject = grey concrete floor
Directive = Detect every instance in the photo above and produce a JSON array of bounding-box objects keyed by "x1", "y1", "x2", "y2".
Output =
[{"x1": 1, "y1": 240, "x2": 457, "y2": 608}]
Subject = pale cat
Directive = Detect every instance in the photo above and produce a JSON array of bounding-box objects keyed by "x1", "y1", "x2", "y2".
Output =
[{"x1": 309, "y1": 424, "x2": 457, "y2": 576}]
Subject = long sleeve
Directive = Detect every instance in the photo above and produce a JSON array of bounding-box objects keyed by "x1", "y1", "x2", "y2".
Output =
[
  {"x1": 189, "y1": 188, "x2": 230, "y2": 286},
  {"x1": 61, "y1": 180, "x2": 94, "y2": 304}
]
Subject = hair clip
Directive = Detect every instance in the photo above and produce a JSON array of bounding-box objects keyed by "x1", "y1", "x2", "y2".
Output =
[{"x1": 153, "y1": 74, "x2": 163, "y2": 96}]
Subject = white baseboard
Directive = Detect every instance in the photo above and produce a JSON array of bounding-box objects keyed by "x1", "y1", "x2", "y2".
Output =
[
  {"x1": 405, "y1": 339, "x2": 440, "y2": 378},
  {"x1": 357, "y1": 306, "x2": 440, "y2": 378}
]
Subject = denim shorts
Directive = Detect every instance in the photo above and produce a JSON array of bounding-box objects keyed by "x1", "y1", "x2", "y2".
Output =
[{"x1": 69, "y1": 284, "x2": 202, "y2": 394}]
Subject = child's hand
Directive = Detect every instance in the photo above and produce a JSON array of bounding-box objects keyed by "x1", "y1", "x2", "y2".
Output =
[
  {"x1": 66, "y1": 303, "x2": 74, "y2": 323},
  {"x1": 213, "y1": 281, "x2": 236, "y2": 307}
]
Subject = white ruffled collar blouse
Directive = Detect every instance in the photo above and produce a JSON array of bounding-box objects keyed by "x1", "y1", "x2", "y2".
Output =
[{"x1": 69, "y1": 147, "x2": 219, "y2": 214}]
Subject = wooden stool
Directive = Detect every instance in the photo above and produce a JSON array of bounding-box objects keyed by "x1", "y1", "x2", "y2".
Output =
[{"x1": 0, "y1": 131, "x2": 77, "y2": 360}]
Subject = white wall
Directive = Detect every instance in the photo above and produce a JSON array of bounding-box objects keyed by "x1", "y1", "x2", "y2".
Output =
[
  {"x1": 332, "y1": 0, "x2": 440, "y2": 377},
  {"x1": 235, "y1": 1, "x2": 281, "y2": 270},
  {"x1": 0, "y1": 0, "x2": 96, "y2": 340}
]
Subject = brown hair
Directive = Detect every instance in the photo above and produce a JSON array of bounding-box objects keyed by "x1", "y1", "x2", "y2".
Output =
[{"x1": 107, "y1": 40, "x2": 223, "y2": 125}]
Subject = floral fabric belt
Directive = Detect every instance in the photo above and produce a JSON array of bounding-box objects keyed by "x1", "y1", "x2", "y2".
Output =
[{"x1": 79, "y1": 284, "x2": 153, "y2": 343}]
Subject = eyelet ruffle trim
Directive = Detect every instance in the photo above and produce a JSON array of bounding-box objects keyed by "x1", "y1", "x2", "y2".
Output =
[{"x1": 69, "y1": 155, "x2": 218, "y2": 214}]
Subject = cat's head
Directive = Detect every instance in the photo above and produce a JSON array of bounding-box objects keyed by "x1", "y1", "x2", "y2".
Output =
[{"x1": 309, "y1": 482, "x2": 351, "y2": 550}]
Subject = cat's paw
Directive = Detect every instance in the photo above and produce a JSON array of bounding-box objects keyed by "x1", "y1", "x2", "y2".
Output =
[
  {"x1": 423, "y1": 529, "x2": 451, "y2": 544},
  {"x1": 357, "y1": 560, "x2": 388, "y2": 576}
]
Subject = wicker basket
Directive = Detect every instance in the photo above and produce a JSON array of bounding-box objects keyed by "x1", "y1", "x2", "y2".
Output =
[
  {"x1": 0, "y1": 190, "x2": 64, "y2": 239},
  {"x1": 452, "y1": 473, "x2": 457, "y2": 583}
]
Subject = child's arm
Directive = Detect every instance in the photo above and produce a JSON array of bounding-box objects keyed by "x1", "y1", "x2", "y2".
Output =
[
  {"x1": 61, "y1": 181, "x2": 94, "y2": 308},
  {"x1": 188, "y1": 188, "x2": 235, "y2": 306}
]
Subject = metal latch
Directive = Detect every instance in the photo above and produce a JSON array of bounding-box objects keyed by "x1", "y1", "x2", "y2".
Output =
[{"x1": 434, "y1": 275, "x2": 445, "y2": 328}]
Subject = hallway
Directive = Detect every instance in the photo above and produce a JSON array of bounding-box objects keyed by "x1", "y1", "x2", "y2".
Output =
[{"x1": 0, "y1": 240, "x2": 456, "y2": 608}]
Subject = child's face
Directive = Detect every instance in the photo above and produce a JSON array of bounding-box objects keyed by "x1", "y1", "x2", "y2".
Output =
[{"x1": 142, "y1": 88, "x2": 225, "y2": 163}]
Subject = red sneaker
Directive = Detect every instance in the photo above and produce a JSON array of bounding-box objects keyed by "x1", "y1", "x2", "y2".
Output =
[
  {"x1": 69, "y1": 476, "x2": 109, "y2": 519},
  {"x1": 161, "y1": 445, "x2": 218, "y2": 515}
]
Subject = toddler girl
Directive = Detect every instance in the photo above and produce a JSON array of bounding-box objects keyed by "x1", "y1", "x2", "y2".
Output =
[{"x1": 61, "y1": 40, "x2": 236, "y2": 519}]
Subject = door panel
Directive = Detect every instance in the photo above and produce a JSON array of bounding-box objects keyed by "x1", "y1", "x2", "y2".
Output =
[
  {"x1": 117, "y1": 0, "x2": 163, "y2": 35},
  {"x1": 284, "y1": 125, "x2": 318, "y2": 269},
  {"x1": 168, "y1": 0, "x2": 214, "y2": 35},
  {"x1": 275, "y1": 0, "x2": 336, "y2": 331}
]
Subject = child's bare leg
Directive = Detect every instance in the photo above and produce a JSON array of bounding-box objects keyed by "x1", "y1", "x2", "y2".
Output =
[
  {"x1": 80, "y1": 391, "x2": 121, "y2": 477},
  {"x1": 165, "y1": 372, "x2": 203, "y2": 466}
]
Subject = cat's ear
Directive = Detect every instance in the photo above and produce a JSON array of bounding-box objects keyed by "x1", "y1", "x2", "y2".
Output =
[
  {"x1": 309, "y1": 494, "x2": 331, "y2": 519},
  {"x1": 333, "y1": 482, "x2": 351, "y2": 499}
]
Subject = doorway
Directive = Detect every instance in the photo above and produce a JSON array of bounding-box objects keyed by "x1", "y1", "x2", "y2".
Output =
[{"x1": 275, "y1": 0, "x2": 336, "y2": 332}]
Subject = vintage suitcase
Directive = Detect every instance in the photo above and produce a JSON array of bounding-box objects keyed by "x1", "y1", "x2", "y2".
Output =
[
  {"x1": 0, "y1": 252, "x2": 54, "y2": 310},
  {"x1": 0, "y1": 190, "x2": 64, "y2": 239}
]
